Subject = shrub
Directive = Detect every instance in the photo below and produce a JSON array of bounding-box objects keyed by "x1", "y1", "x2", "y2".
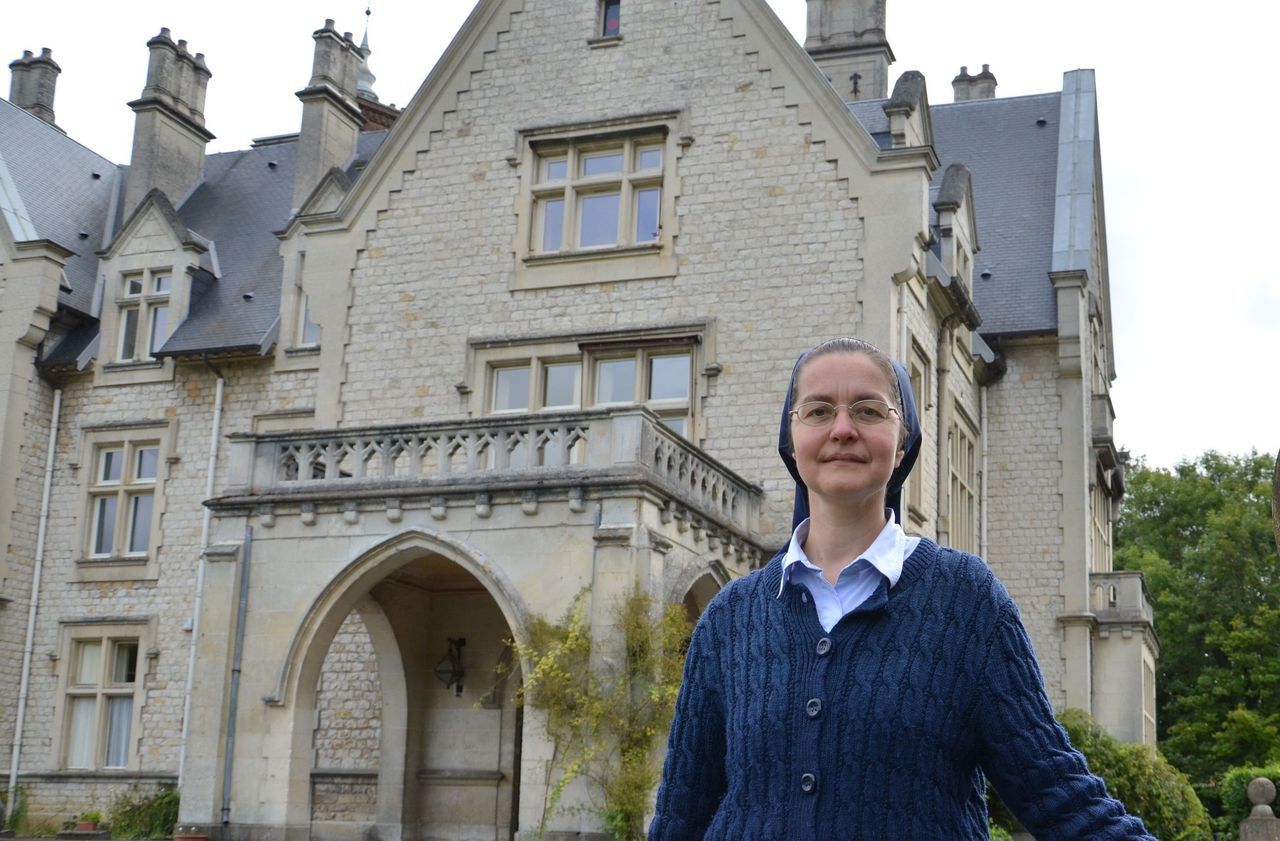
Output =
[
  {"x1": 1211, "y1": 761, "x2": 1280, "y2": 840},
  {"x1": 987, "y1": 822, "x2": 1014, "y2": 841},
  {"x1": 107, "y1": 786, "x2": 179, "y2": 840},
  {"x1": 1058, "y1": 708, "x2": 1213, "y2": 841}
]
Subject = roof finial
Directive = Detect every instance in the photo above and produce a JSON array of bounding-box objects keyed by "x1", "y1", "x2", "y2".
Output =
[{"x1": 356, "y1": 3, "x2": 379, "y2": 101}]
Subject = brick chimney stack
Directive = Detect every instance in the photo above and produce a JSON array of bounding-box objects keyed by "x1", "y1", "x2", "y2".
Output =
[
  {"x1": 124, "y1": 28, "x2": 215, "y2": 214},
  {"x1": 292, "y1": 19, "x2": 364, "y2": 213},
  {"x1": 804, "y1": 0, "x2": 894, "y2": 101},
  {"x1": 952, "y1": 64, "x2": 998, "y2": 102},
  {"x1": 8, "y1": 48, "x2": 62, "y2": 126}
]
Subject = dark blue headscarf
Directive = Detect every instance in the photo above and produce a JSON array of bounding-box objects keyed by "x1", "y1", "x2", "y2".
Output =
[{"x1": 777, "y1": 349, "x2": 923, "y2": 530}]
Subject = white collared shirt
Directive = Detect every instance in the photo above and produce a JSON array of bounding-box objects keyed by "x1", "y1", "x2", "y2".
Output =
[{"x1": 777, "y1": 512, "x2": 921, "y2": 632}]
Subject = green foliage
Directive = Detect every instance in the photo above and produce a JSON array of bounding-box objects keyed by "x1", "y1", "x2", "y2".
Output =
[
  {"x1": 77, "y1": 810, "x2": 104, "y2": 824},
  {"x1": 987, "y1": 823, "x2": 1014, "y2": 841},
  {"x1": 1, "y1": 785, "x2": 27, "y2": 832},
  {"x1": 514, "y1": 586, "x2": 691, "y2": 841},
  {"x1": 1208, "y1": 762, "x2": 1280, "y2": 840},
  {"x1": 107, "y1": 786, "x2": 179, "y2": 840},
  {"x1": 1114, "y1": 451, "x2": 1280, "y2": 793},
  {"x1": 1057, "y1": 708, "x2": 1213, "y2": 841}
]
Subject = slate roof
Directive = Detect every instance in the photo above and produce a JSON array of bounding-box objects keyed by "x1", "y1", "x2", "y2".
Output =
[
  {"x1": 155, "y1": 129, "x2": 389, "y2": 356},
  {"x1": 850, "y1": 91, "x2": 1063, "y2": 337},
  {"x1": 0, "y1": 98, "x2": 120, "y2": 317}
]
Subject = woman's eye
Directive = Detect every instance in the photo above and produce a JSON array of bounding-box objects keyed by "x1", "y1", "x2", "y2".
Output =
[{"x1": 805, "y1": 405, "x2": 832, "y2": 419}]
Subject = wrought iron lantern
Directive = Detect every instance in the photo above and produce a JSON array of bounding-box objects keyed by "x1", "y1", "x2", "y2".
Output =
[{"x1": 434, "y1": 637, "x2": 466, "y2": 696}]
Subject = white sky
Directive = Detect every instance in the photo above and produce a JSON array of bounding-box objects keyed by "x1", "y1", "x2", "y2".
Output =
[{"x1": 6, "y1": 0, "x2": 1277, "y2": 469}]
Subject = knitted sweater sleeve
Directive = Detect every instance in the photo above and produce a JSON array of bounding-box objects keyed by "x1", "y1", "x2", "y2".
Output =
[
  {"x1": 975, "y1": 602, "x2": 1158, "y2": 841},
  {"x1": 648, "y1": 608, "x2": 727, "y2": 841}
]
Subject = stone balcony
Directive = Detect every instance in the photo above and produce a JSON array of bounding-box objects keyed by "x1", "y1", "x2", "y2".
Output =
[
  {"x1": 216, "y1": 407, "x2": 765, "y2": 551},
  {"x1": 1090, "y1": 570, "x2": 1158, "y2": 651}
]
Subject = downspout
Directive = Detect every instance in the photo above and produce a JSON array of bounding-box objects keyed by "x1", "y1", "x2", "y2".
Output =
[
  {"x1": 934, "y1": 316, "x2": 960, "y2": 546},
  {"x1": 980, "y1": 384, "x2": 989, "y2": 557},
  {"x1": 897, "y1": 282, "x2": 910, "y2": 362},
  {"x1": 177, "y1": 359, "x2": 225, "y2": 787},
  {"x1": 222, "y1": 524, "x2": 254, "y2": 827},
  {"x1": 7, "y1": 387, "x2": 62, "y2": 821}
]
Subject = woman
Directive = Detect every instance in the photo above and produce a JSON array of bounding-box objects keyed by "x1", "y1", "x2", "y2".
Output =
[{"x1": 648, "y1": 338, "x2": 1155, "y2": 840}]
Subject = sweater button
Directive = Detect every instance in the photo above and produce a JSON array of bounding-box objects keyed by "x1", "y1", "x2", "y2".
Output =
[
  {"x1": 815, "y1": 637, "x2": 832, "y2": 656},
  {"x1": 800, "y1": 772, "x2": 817, "y2": 794},
  {"x1": 806, "y1": 698, "x2": 822, "y2": 718}
]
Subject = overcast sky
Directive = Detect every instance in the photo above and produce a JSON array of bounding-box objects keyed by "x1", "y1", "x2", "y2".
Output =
[{"x1": 6, "y1": 0, "x2": 1276, "y2": 470}]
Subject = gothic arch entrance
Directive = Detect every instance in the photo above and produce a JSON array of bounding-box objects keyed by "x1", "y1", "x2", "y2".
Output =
[{"x1": 288, "y1": 532, "x2": 524, "y2": 841}]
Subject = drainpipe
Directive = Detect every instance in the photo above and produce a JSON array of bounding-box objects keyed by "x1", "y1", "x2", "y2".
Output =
[
  {"x1": 935, "y1": 317, "x2": 959, "y2": 545},
  {"x1": 980, "y1": 384, "x2": 989, "y2": 557},
  {"x1": 7, "y1": 388, "x2": 62, "y2": 820},
  {"x1": 221, "y1": 524, "x2": 254, "y2": 827},
  {"x1": 177, "y1": 360, "x2": 225, "y2": 787},
  {"x1": 897, "y1": 283, "x2": 910, "y2": 362}
]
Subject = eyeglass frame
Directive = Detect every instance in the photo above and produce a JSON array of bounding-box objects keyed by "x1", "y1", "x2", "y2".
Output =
[{"x1": 789, "y1": 399, "x2": 901, "y2": 427}]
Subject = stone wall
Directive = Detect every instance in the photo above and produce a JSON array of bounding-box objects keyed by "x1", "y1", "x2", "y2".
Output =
[
  {"x1": 314, "y1": 610, "x2": 382, "y2": 770},
  {"x1": 983, "y1": 338, "x2": 1066, "y2": 707}
]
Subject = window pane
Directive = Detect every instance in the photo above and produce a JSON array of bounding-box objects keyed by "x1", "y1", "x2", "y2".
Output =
[
  {"x1": 595, "y1": 358, "x2": 636, "y2": 404},
  {"x1": 152, "y1": 274, "x2": 172, "y2": 294},
  {"x1": 112, "y1": 641, "x2": 139, "y2": 684},
  {"x1": 105, "y1": 696, "x2": 132, "y2": 768},
  {"x1": 539, "y1": 198, "x2": 564, "y2": 252},
  {"x1": 67, "y1": 697, "x2": 97, "y2": 769},
  {"x1": 602, "y1": 0, "x2": 621, "y2": 36},
  {"x1": 149, "y1": 305, "x2": 169, "y2": 355},
  {"x1": 579, "y1": 193, "x2": 620, "y2": 248},
  {"x1": 75, "y1": 641, "x2": 102, "y2": 684},
  {"x1": 125, "y1": 276, "x2": 143, "y2": 296},
  {"x1": 128, "y1": 494, "x2": 153, "y2": 554},
  {"x1": 581, "y1": 151, "x2": 623, "y2": 177},
  {"x1": 493, "y1": 366, "x2": 531, "y2": 412},
  {"x1": 135, "y1": 447, "x2": 159, "y2": 481},
  {"x1": 542, "y1": 158, "x2": 567, "y2": 182},
  {"x1": 649, "y1": 354, "x2": 690, "y2": 400},
  {"x1": 660, "y1": 416, "x2": 686, "y2": 437},
  {"x1": 99, "y1": 448, "x2": 123, "y2": 483},
  {"x1": 298, "y1": 294, "x2": 321, "y2": 345},
  {"x1": 119, "y1": 307, "x2": 139, "y2": 360},
  {"x1": 543, "y1": 363, "x2": 581, "y2": 408},
  {"x1": 637, "y1": 146, "x2": 662, "y2": 170},
  {"x1": 93, "y1": 496, "x2": 117, "y2": 555},
  {"x1": 635, "y1": 188, "x2": 661, "y2": 243}
]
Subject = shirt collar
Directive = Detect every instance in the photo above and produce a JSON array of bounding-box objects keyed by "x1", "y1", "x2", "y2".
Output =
[{"x1": 776, "y1": 510, "x2": 909, "y2": 598}]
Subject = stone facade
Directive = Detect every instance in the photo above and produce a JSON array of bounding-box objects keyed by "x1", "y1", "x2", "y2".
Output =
[{"x1": 0, "y1": 0, "x2": 1150, "y2": 838}]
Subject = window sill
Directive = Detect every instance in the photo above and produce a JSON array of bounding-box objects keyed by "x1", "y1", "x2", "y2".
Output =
[
  {"x1": 277, "y1": 344, "x2": 322, "y2": 372},
  {"x1": 76, "y1": 556, "x2": 156, "y2": 582},
  {"x1": 587, "y1": 35, "x2": 623, "y2": 49},
  {"x1": 285, "y1": 345, "x2": 321, "y2": 357},
  {"x1": 95, "y1": 358, "x2": 173, "y2": 386},
  {"x1": 515, "y1": 244, "x2": 674, "y2": 290}
]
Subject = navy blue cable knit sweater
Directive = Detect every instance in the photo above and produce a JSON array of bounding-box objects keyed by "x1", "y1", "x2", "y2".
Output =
[{"x1": 649, "y1": 539, "x2": 1156, "y2": 841}]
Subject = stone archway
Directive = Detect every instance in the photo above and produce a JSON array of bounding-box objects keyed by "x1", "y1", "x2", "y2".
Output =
[{"x1": 282, "y1": 531, "x2": 525, "y2": 841}]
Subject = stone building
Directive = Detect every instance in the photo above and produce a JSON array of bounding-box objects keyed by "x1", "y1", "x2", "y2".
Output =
[{"x1": 0, "y1": 0, "x2": 1155, "y2": 838}]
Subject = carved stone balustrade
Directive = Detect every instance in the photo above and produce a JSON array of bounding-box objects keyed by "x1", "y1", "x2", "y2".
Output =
[{"x1": 217, "y1": 407, "x2": 764, "y2": 542}]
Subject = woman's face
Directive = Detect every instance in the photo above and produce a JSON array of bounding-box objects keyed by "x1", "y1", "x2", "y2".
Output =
[{"x1": 790, "y1": 352, "x2": 904, "y2": 511}]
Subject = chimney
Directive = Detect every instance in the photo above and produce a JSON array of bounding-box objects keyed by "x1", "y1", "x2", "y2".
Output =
[
  {"x1": 292, "y1": 19, "x2": 364, "y2": 213},
  {"x1": 953, "y1": 64, "x2": 997, "y2": 102},
  {"x1": 124, "y1": 28, "x2": 215, "y2": 214},
  {"x1": 8, "y1": 48, "x2": 61, "y2": 126},
  {"x1": 804, "y1": 0, "x2": 894, "y2": 101}
]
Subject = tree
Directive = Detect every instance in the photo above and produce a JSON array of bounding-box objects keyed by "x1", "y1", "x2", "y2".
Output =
[{"x1": 1114, "y1": 451, "x2": 1280, "y2": 801}]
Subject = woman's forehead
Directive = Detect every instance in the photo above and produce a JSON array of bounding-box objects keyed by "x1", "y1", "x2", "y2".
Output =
[{"x1": 795, "y1": 352, "x2": 895, "y2": 398}]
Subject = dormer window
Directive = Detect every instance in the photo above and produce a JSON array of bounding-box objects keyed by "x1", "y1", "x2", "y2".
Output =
[
  {"x1": 116, "y1": 270, "x2": 172, "y2": 362},
  {"x1": 601, "y1": 0, "x2": 621, "y2": 37}
]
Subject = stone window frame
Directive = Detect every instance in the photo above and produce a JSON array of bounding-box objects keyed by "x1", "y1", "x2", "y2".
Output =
[
  {"x1": 52, "y1": 618, "x2": 154, "y2": 773},
  {"x1": 948, "y1": 406, "x2": 979, "y2": 554},
  {"x1": 904, "y1": 338, "x2": 931, "y2": 527},
  {"x1": 114, "y1": 268, "x2": 173, "y2": 363},
  {"x1": 512, "y1": 112, "x2": 684, "y2": 291},
  {"x1": 74, "y1": 421, "x2": 174, "y2": 582},
  {"x1": 466, "y1": 321, "x2": 715, "y2": 442}
]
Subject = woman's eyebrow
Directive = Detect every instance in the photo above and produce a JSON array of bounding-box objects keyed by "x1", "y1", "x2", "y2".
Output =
[{"x1": 797, "y1": 391, "x2": 886, "y2": 404}]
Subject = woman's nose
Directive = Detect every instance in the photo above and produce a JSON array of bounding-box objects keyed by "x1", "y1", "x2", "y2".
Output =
[{"x1": 828, "y1": 407, "x2": 860, "y2": 438}]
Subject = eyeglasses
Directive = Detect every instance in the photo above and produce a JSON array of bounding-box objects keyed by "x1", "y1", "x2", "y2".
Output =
[{"x1": 790, "y1": 400, "x2": 899, "y2": 427}]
